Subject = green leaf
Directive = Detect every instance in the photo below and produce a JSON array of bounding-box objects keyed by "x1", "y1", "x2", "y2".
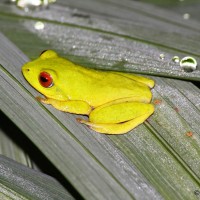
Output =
[
  {"x1": 1, "y1": 0, "x2": 200, "y2": 80},
  {"x1": 0, "y1": 155, "x2": 75, "y2": 200},
  {"x1": 0, "y1": 122, "x2": 31, "y2": 167}
]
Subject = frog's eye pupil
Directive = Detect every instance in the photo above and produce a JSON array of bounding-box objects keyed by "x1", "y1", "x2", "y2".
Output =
[{"x1": 39, "y1": 72, "x2": 53, "y2": 88}]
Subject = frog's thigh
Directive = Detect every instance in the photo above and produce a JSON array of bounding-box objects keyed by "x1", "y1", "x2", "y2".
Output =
[
  {"x1": 38, "y1": 97, "x2": 91, "y2": 115},
  {"x1": 90, "y1": 102, "x2": 154, "y2": 124},
  {"x1": 80, "y1": 102, "x2": 154, "y2": 134}
]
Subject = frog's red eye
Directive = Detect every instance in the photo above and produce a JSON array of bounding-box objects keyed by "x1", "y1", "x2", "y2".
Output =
[{"x1": 39, "y1": 72, "x2": 53, "y2": 88}]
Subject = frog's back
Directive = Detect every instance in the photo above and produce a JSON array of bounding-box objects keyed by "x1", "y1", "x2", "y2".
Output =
[
  {"x1": 88, "y1": 71, "x2": 152, "y2": 106},
  {"x1": 60, "y1": 64, "x2": 153, "y2": 107}
]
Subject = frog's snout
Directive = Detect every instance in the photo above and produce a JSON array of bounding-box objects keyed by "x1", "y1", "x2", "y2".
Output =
[
  {"x1": 21, "y1": 65, "x2": 32, "y2": 84},
  {"x1": 22, "y1": 65, "x2": 30, "y2": 75},
  {"x1": 22, "y1": 68, "x2": 30, "y2": 72}
]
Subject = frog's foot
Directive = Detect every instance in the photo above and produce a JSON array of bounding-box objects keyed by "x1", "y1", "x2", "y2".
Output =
[
  {"x1": 79, "y1": 111, "x2": 153, "y2": 134},
  {"x1": 36, "y1": 96, "x2": 49, "y2": 103},
  {"x1": 79, "y1": 102, "x2": 154, "y2": 134}
]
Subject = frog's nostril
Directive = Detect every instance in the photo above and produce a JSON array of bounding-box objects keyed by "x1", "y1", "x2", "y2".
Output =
[
  {"x1": 22, "y1": 67, "x2": 30, "y2": 74},
  {"x1": 24, "y1": 68, "x2": 30, "y2": 72}
]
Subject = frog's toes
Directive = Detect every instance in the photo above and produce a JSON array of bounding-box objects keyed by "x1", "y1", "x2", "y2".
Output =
[
  {"x1": 76, "y1": 118, "x2": 83, "y2": 122},
  {"x1": 36, "y1": 96, "x2": 51, "y2": 104},
  {"x1": 78, "y1": 118, "x2": 90, "y2": 125},
  {"x1": 78, "y1": 119, "x2": 103, "y2": 132},
  {"x1": 78, "y1": 119, "x2": 98, "y2": 130},
  {"x1": 36, "y1": 96, "x2": 45, "y2": 102}
]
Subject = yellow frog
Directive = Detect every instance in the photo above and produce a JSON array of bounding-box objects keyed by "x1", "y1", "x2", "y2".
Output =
[{"x1": 22, "y1": 50, "x2": 154, "y2": 134}]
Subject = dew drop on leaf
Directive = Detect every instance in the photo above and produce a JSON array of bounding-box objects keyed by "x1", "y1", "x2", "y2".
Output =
[
  {"x1": 180, "y1": 56, "x2": 197, "y2": 72},
  {"x1": 34, "y1": 21, "x2": 45, "y2": 30},
  {"x1": 172, "y1": 56, "x2": 180, "y2": 63},
  {"x1": 159, "y1": 53, "x2": 165, "y2": 60},
  {"x1": 183, "y1": 13, "x2": 190, "y2": 20}
]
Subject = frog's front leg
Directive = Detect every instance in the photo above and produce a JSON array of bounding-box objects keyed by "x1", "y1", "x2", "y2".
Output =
[
  {"x1": 37, "y1": 97, "x2": 91, "y2": 115},
  {"x1": 79, "y1": 101, "x2": 154, "y2": 134}
]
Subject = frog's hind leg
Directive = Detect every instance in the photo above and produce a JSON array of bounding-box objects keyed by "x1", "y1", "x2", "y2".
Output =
[
  {"x1": 79, "y1": 113, "x2": 153, "y2": 134},
  {"x1": 79, "y1": 102, "x2": 154, "y2": 134}
]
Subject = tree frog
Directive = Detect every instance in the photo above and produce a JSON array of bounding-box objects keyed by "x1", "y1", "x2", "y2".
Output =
[{"x1": 22, "y1": 50, "x2": 155, "y2": 134}]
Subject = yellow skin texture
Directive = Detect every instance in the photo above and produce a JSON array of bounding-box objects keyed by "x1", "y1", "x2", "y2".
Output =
[{"x1": 22, "y1": 50, "x2": 155, "y2": 134}]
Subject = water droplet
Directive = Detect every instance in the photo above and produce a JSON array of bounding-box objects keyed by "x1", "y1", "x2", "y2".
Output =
[
  {"x1": 180, "y1": 56, "x2": 197, "y2": 72},
  {"x1": 159, "y1": 53, "x2": 165, "y2": 60},
  {"x1": 123, "y1": 57, "x2": 128, "y2": 62},
  {"x1": 34, "y1": 21, "x2": 45, "y2": 30},
  {"x1": 172, "y1": 56, "x2": 180, "y2": 63},
  {"x1": 15, "y1": 0, "x2": 56, "y2": 11},
  {"x1": 183, "y1": 13, "x2": 190, "y2": 20},
  {"x1": 17, "y1": 0, "x2": 42, "y2": 8}
]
